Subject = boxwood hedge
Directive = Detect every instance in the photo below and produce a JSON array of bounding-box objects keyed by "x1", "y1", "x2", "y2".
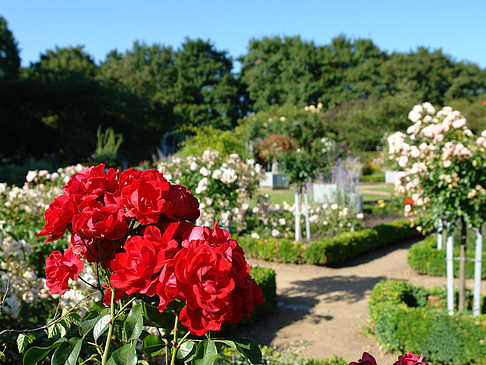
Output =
[
  {"x1": 369, "y1": 280, "x2": 486, "y2": 364},
  {"x1": 408, "y1": 236, "x2": 486, "y2": 279},
  {"x1": 238, "y1": 219, "x2": 421, "y2": 266}
]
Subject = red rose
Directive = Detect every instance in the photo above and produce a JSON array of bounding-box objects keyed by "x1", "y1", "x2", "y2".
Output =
[
  {"x1": 164, "y1": 184, "x2": 200, "y2": 222},
  {"x1": 72, "y1": 202, "x2": 128, "y2": 241},
  {"x1": 37, "y1": 194, "x2": 75, "y2": 242},
  {"x1": 121, "y1": 169, "x2": 171, "y2": 224},
  {"x1": 110, "y1": 226, "x2": 178, "y2": 296},
  {"x1": 174, "y1": 244, "x2": 235, "y2": 335},
  {"x1": 350, "y1": 352, "x2": 377, "y2": 365},
  {"x1": 226, "y1": 276, "x2": 264, "y2": 324},
  {"x1": 102, "y1": 285, "x2": 126, "y2": 307},
  {"x1": 45, "y1": 247, "x2": 84, "y2": 295},
  {"x1": 70, "y1": 234, "x2": 121, "y2": 269},
  {"x1": 393, "y1": 353, "x2": 428, "y2": 365}
]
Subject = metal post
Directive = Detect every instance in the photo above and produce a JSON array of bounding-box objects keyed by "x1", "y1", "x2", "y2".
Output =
[
  {"x1": 437, "y1": 219, "x2": 443, "y2": 250},
  {"x1": 294, "y1": 187, "x2": 302, "y2": 242},
  {"x1": 304, "y1": 184, "x2": 311, "y2": 240},
  {"x1": 473, "y1": 226, "x2": 483, "y2": 317},
  {"x1": 446, "y1": 230, "x2": 455, "y2": 315}
]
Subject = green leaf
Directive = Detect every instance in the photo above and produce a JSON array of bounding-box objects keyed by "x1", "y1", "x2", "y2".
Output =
[
  {"x1": 93, "y1": 314, "x2": 111, "y2": 342},
  {"x1": 51, "y1": 337, "x2": 83, "y2": 365},
  {"x1": 66, "y1": 312, "x2": 82, "y2": 326},
  {"x1": 141, "y1": 334, "x2": 165, "y2": 357},
  {"x1": 124, "y1": 303, "x2": 143, "y2": 341},
  {"x1": 176, "y1": 341, "x2": 197, "y2": 362},
  {"x1": 23, "y1": 338, "x2": 66, "y2": 365},
  {"x1": 193, "y1": 340, "x2": 218, "y2": 365},
  {"x1": 142, "y1": 302, "x2": 175, "y2": 329},
  {"x1": 17, "y1": 333, "x2": 35, "y2": 353},
  {"x1": 233, "y1": 339, "x2": 262, "y2": 364},
  {"x1": 137, "y1": 361, "x2": 150, "y2": 365},
  {"x1": 106, "y1": 341, "x2": 137, "y2": 365},
  {"x1": 78, "y1": 316, "x2": 101, "y2": 338},
  {"x1": 47, "y1": 321, "x2": 69, "y2": 339}
]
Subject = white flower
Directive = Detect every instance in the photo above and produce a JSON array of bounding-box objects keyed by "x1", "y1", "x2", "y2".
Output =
[
  {"x1": 331, "y1": 203, "x2": 338, "y2": 210},
  {"x1": 26, "y1": 171, "x2": 37, "y2": 182},
  {"x1": 271, "y1": 229, "x2": 279, "y2": 237},
  {"x1": 356, "y1": 213, "x2": 364, "y2": 219},
  {"x1": 251, "y1": 232, "x2": 260, "y2": 239}
]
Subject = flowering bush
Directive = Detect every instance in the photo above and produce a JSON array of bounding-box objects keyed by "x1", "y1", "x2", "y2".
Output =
[
  {"x1": 14, "y1": 164, "x2": 263, "y2": 365},
  {"x1": 156, "y1": 150, "x2": 262, "y2": 232},
  {"x1": 388, "y1": 102, "x2": 486, "y2": 229},
  {"x1": 247, "y1": 194, "x2": 364, "y2": 239}
]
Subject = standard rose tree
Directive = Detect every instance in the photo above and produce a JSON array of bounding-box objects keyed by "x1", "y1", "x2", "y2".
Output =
[{"x1": 23, "y1": 164, "x2": 264, "y2": 365}]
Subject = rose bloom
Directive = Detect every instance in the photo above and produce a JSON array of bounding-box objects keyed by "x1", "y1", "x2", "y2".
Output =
[
  {"x1": 121, "y1": 169, "x2": 172, "y2": 224},
  {"x1": 164, "y1": 184, "x2": 200, "y2": 222},
  {"x1": 38, "y1": 194, "x2": 75, "y2": 242},
  {"x1": 349, "y1": 352, "x2": 377, "y2": 365},
  {"x1": 393, "y1": 353, "x2": 428, "y2": 365},
  {"x1": 45, "y1": 247, "x2": 84, "y2": 295}
]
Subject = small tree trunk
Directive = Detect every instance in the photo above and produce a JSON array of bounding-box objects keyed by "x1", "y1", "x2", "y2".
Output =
[
  {"x1": 459, "y1": 217, "x2": 467, "y2": 311},
  {"x1": 294, "y1": 185, "x2": 302, "y2": 242}
]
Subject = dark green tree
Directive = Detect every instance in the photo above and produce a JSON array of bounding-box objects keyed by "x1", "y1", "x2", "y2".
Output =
[{"x1": 0, "y1": 15, "x2": 20, "y2": 78}]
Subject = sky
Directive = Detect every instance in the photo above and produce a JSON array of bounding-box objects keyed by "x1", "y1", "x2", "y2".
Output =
[{"x1": 3, "y1": 0, "x2": 486, "y2": 70}]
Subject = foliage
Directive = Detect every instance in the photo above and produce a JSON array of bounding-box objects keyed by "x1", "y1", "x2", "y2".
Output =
[
  {"x1": 157, "y1": 150, "x2": 262, "y2": 232},
  {"x1": 177, "y1": 126, "x2": 247, "y2": 158},
  {"x1": 0, "y1": 16, "x2": 20, "y2": 78},
  {"x1": 91, "y1": 126, "x2": 123, "y2": 167},
  {"x1": 246, "y1": 267, "x2": 277, "y2": 321},
  {"x1": 360, "y1": 174, "x2": 385, "y2": 183},
  {"x1": 238, "y1": 219, "x2": 418, "y2": 266},
  {"x1": 304, "y1": 219, "x2": 421, "y2": 266},
  {"x1": 369, "y1": 280, "x2": 486, "y2": 364},
  {"x1": 408, "y1": 236, "x2": 486, "y2": 279}
]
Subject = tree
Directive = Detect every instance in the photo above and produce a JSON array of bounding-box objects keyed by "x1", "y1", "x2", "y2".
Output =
[{"x1": 0, "y1": 15, "x2": 20, "y2": 78}]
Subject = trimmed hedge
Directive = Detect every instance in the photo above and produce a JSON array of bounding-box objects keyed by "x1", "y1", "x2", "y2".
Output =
[
  {"x1": 408, "y1": 236, "x2": 486, "y2": 279},
  {"x1": 360, "y1": 174, "x2": 385, "y2": 183},
  {"x1": 238, "y1": 219, "x2": 421, "y2": 266},
  {"x1": 248, "y1": 267, "x2": 277, "y2": 321},
  {"x1": 369, "y1": 280, "x2": 486, "y2": 364},
  {"x1": 304, "y1": 219, "x2": 421, "y2": 266}
]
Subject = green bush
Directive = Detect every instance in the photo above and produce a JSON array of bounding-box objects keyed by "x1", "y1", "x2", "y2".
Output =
[
  {"x1": 304, "y1": 219, "x2": 421, "y2": 266},
  {"x1": 360, "y1": 174, "x2": 385, "y2": 183},
  {"x1": 408, "y1": 236, "x2": 486, "y2": 279},
  {"x1": 248, "y1": 267, "x2": 277, "y2": 321},
  {"x1": 369, "y1": 280, "x2": 486, "y2": 364}
]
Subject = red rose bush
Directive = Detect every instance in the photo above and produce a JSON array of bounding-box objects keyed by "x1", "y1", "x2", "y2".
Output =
[
  {"x1": 350, "y1": 352, "x2": 429, "y2": 365},
  {"x1": 31, "y1": 164, "x2": 264, "y2": 365}
]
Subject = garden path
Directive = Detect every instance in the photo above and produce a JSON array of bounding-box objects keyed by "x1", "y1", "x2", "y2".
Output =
[{"x1": 238, "y1": 239, "x2": 486, "y2": 364}]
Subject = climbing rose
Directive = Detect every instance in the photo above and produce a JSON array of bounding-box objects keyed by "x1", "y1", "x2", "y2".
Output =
[{"x1": 37, "y1": 194, "x2": 74, "y2": 242}]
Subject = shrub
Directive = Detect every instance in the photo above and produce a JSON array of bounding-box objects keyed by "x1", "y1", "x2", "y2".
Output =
[
  {"x1": 408, "y1": 236, "x2": 486, "y2": 279},
  {"x1": 360, "y1": 174, "x2": 385, "y2": 183},
  {"x1": 304, "y1": 219, "x2": 421, "y2": 266},
  {"x1": 246, "y1": 267, "x2": 277, "y2": 322},
  {"x1": 369, "y1": 280, "x2": 486, "y2": 364}
]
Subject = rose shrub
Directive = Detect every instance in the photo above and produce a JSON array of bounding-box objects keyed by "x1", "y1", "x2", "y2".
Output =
[
  {"x1": 350, "y1": 352, "x2": 428, "y2": 365},
  {"x1": 16, "y1": 163, "x2": 264, "y2": 365}
]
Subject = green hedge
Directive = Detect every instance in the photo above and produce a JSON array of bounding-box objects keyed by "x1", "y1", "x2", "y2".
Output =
[
  {"x1": 238, "y1": 219, "x2": 421, "y2": 266},
  {"x1": 408, "y1": 236, "x2": 486, "y2": 279},
  {"x1": 360, "y1": 174, "x2": 385, "y2": 183},
  {"x1": 248, "y1": 267, "x2": 277, "y2": 321},
  {"x1": 304, "y1": 219, "x2": 421, "y2": 266},
  {"x1": 369, "y1": 280, "x2": 486, "y2": 364}
]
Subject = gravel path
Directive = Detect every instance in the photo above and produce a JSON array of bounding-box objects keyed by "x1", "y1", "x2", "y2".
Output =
[{"x1": 237, "y1": 239, "x2": 486, "y2": 364}]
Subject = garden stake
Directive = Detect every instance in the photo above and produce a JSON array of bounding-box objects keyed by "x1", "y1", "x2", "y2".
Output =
[
  {"x1": 446, "y1": 231, "x2": 454, "y2": 315},
  {"x1": 473, "y1": 226, "x2": 483, "y2": 317}
]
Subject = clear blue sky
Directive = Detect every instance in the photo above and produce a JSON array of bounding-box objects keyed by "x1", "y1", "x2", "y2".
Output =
[{"x1": 3, "y1": 0, "x2": 486, "y2": 69}]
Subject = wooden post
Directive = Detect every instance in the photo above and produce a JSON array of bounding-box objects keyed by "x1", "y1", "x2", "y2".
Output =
[
  {"x1": 303, "y1": 184, "x2": 311, "y2": 241},
  {"x1": 294, "y1": 186, "x2": 302, "y2": 242},
  {"x1": 459, "y1": 218, "x2": 467, "y2": 311},
  {"x1": 437, "y1": 219, "x2": 443, "y2": 249}
]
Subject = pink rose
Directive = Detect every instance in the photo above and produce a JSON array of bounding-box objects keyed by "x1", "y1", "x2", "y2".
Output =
[
  {"x1": 394, "y1": 353, "x2": 428, "y2": 365},
  {"x1": 349, "y1": 352, "x2": 377, "y2": 365}
]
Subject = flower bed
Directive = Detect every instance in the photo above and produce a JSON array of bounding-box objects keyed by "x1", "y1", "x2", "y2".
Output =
[
  {"x1": 238, "y1": 219, "x2": 421, "y2": 266},
  {"x1": 407, "y1": 236, "x2": 486, "y2": 279},
  {"x1": 369, "y1": 280, "x2": 486, "y2": 364}
]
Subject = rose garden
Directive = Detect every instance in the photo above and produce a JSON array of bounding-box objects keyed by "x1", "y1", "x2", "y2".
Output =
[
  {"x1": 0, "y1": 101, "x2": 486, "y2": 365},
  {"x1": 3, "y1": 16, "x2": 486, "y2": 364}
]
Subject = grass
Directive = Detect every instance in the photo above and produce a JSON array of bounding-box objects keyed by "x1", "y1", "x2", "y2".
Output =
[{"x1": 258, "y1": 183, "x2": 395, "y2": 205}]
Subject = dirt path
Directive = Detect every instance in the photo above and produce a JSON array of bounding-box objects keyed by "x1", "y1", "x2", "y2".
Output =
[{"x1": 236, "y1": 240, "x2": 486, "y2": 364}]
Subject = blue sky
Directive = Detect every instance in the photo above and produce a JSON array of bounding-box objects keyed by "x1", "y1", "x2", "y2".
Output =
[{"x1": 3, "y1": 0, "x2": 486, "y2": 69}]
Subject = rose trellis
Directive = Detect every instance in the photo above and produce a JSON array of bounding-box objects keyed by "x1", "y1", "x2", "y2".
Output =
[{"x1": 388, "y1": 102, "x2": 486, "y2": 316}]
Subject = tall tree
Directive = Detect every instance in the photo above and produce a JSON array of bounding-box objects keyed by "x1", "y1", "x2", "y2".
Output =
[{"x1": 0, "y1": 15, "x2": 20, "y2": 78}]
